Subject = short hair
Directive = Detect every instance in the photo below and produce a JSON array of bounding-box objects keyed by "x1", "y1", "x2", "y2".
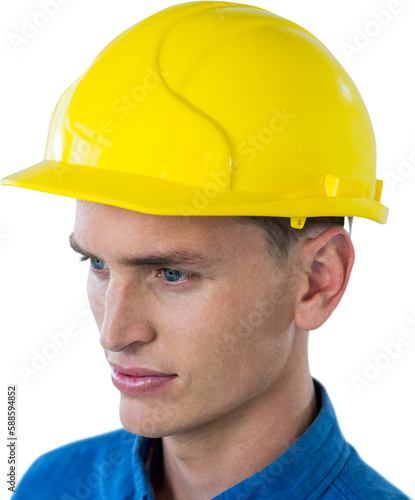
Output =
[{"x1": 234, "y1": 216, "x2": 345, "y2": 266}]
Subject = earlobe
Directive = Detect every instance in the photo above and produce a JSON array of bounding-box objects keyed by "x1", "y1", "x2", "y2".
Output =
[{"x1": 294, "y1": 227, "x2": 355, "y2": 331}]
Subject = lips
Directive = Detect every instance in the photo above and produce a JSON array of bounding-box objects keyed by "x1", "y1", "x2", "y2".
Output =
[
  {"x1": 109, "y1": 362, "x2": 172, "y2": 377},
  {"x1": 109, "y1": 362, "x2": 177, "y2": 395}
]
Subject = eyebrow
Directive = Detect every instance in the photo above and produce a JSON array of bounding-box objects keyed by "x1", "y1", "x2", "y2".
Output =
[{"x1": 68, "y1": 232, "x2": 215, "y2": 269}]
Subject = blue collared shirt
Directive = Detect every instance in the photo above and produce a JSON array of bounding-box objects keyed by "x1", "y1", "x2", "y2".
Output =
[{"x1": 12, "y1": 378, "x2": 409, "y2": 499}]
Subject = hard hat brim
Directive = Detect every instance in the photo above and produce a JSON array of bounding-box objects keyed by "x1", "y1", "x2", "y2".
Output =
[{"x1": 1, "y1": 159, "x2": 388, "y2": 224}]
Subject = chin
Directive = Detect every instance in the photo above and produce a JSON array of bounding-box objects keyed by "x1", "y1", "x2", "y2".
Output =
[
  {"x1": 119, "y1": 414, "x2": 185, "y2": 438},
  {"x1": 118, "y1": 395, "x2": 184, "y2": 438}
]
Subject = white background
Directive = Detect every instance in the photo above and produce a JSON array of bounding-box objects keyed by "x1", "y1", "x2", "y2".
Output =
[{"x1": 1, "y1": 0, "x2": 414, "y2": 498}]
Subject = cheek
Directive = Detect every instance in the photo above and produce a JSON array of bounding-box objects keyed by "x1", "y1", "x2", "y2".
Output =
[
  {"x1": 86, "y1": 273, "x2": 106, "y2": 328},
  {"x1": 167, "y1": 282, "x2": 292, "y2": 395}
]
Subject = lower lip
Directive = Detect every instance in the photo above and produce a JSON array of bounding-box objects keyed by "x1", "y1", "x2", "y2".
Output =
[{"x1": 111, "y1": 368, "x2": 177, "y2": 395}]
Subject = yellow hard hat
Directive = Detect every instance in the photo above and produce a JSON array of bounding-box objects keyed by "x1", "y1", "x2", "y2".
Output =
[{"x1": 1, "y1": 1, "x2": 388, "y2": 229}]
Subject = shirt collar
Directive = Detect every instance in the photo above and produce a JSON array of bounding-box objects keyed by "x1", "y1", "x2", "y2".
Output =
[{"x1": 131, "y1": 377, "x2": 351, "y2": 500}]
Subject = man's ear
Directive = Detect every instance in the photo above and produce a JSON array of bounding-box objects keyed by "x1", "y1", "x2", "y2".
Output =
[{"x1": 293, "y1": 226, "x2": 355, "y2": 331}]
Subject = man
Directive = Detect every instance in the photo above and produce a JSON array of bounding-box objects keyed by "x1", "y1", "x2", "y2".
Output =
[{"x1": 1, "y1": 1, "x2": 409, "y2": 498}]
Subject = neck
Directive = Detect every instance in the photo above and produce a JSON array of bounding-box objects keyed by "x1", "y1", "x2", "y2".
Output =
[{"x1": 153, "y1": 338, "x2": 318, "y2": 500}]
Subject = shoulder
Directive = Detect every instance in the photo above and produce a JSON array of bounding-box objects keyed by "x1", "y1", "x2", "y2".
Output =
[
  {"x1": 13, "y1": 428, "x2": 138, "y2": 499},
  {"x1": 325, "y1": 443, "x2": 410, "y2": 499}
]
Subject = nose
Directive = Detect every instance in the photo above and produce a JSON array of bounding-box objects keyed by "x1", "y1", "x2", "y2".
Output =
[{"x1": 99, "y1": 278, "x2": 156, "y2": 352}]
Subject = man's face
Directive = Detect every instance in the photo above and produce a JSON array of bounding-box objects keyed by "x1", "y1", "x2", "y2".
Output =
[{"x1": 72, "y1": 201, "x2": 299, "y2": 437}]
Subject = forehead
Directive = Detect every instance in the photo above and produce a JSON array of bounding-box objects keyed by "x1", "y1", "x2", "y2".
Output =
[
  {"x1": 72, "y1": 201, "x2": 266, "y2": 262},
  {"x1": 74, "y1": 200, "x2": 239, "y2": 237}
]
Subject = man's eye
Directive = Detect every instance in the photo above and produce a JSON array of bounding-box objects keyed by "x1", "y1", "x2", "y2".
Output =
[
  {"x1": 78, "y1": 255, "x2": 106, "y2": 270},
  {"x1": 89, "y1": 257, "x2": 107, "y2": 270},
  {"x1": 79, "y1": 257, "x2": 195, "y2": 285},
  {"x1": 158, "y1": 268, "x2": 194, "y2": 284}
]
